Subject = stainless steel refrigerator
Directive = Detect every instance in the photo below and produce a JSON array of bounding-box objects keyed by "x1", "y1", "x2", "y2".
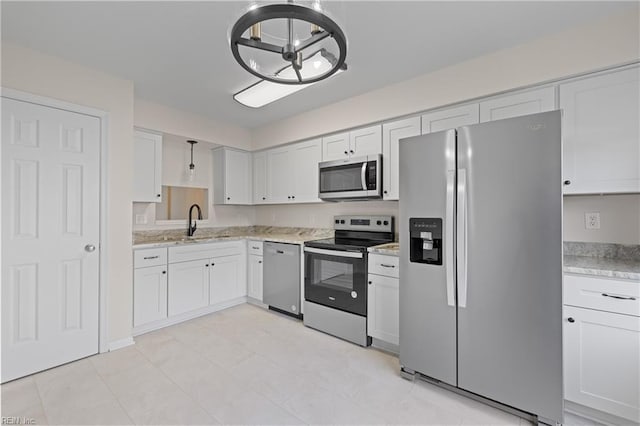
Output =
[{"x1": 399, "y1": 111, "x2": 563, "y2": 424}]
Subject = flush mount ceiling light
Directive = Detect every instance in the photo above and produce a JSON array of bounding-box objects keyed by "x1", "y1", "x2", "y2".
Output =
[{"x1": 230, "y1": 1, "x2": 347, "y2": 107}]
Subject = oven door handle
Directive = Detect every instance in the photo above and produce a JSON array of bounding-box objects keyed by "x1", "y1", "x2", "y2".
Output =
[{"x1": 304, "y1": 247, "x2": 363, "y2": 259}]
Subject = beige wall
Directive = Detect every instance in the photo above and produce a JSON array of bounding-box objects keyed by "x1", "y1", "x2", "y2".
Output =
[
  {"x1": 135, "y1": 99, "x2": 251, "y2": 151},
  {"x1": 250, "y1": 10, "x2": 640, "y2": 245},
  {"x1": 132, "y1": 134, "x2": 255, "y2": 231},
  {"x1": 564, "y1": 195, "x2": 640, "y2": 244},
  {"x1": 1, "y1": 42, "x2": 135, "y2": 344},
  {"x1": 251, "y1": 10, "x2": 640, "y2": 149}
]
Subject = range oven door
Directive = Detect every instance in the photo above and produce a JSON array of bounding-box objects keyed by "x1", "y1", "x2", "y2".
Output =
[
  {"x1": 318, "y1": 155, "x2": 381, "y2": 200},
  {"x1": 304, "y1": 247, "x2": 367, "y2": 316}
]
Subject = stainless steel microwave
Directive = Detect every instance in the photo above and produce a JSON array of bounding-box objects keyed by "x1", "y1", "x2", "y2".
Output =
[{"x1": 318, "y1": 154, "x2": 382, "y2": 201}]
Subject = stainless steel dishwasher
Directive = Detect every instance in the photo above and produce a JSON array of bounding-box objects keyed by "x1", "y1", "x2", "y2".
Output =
[{"x1": 263, "y1": 242, "x2": 301, "y2": 318}]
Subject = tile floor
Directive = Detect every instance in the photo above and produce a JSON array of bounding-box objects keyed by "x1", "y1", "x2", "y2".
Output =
[{"x1": 2, "y1": 303, "x2": 599, "y2": 425}]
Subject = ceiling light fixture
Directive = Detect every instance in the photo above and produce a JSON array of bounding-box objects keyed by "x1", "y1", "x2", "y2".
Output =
[
  {"x1": 233, "y1": 48, "x2": 344, "y2": 108},
  {"x1": 187, "y1": 140, "x2": 197, "y2": 182},
  {"x1": 229, "y1": 1, "x2": 347, "y2": 107}
]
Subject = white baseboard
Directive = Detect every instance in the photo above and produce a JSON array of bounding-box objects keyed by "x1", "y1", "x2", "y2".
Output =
[
  {"x1": 564, "y1": 400, "x2": 636, "y2": 426},
  {"x1": 108, "y1": 337, "x2": 135, "y2": 351}
]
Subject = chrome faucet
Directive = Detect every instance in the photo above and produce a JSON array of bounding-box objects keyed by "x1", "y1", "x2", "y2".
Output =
[{"x1": 187, "y1": 203, "x2": 202, "y2": 237}]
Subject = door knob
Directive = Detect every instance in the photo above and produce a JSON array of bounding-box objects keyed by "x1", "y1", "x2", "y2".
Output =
[
  {"x1": 84, "y1": 244, "x2": 96, "y2": 253},
  {"x1": 567, "y1": 317, "x2": 575, "y2": 323}
]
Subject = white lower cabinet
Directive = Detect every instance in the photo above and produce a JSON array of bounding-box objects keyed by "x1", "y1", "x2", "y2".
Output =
[
  {"x1": 209, "y1": 254, "x2": 244, "y2": 305},
  {"x1": 248, "y1": 255, "x2": 263, "y2": 301},
  {"x1": 367, "y1": 254, "x2": 400, "y2": 346},
  {"x1": 133, "y1": 264, "x2": 168, "y2": 327},
  {"x1": 563, "y1": 274, "x2": 640, "y2": 423},
  {"x1": 168, "y1": 259, "x2": 210, "y2": 316}
]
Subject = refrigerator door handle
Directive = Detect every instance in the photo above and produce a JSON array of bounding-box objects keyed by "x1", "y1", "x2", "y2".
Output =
[
  {"x1": 457, "y1": 168, "x2": 468, "y2": 308},
  {"x1": 445, "y1": 170, "x2": 456, "y2": 307}
]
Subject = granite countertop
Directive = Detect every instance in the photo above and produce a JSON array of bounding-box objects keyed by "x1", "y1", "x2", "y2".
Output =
[
  {"x1": 368, "y1": 242, "x2": 400, "y2": 257},
  {"x1": 563, "y1": 242, "x2": 640, "y2": 281},
  {"x1": 133, "y1": 226, "x2": 333, "y2": 249}
]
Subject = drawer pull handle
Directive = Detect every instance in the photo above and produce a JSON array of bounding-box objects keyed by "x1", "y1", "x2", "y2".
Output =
[
  {"x1": 277, "y1": 250, "x2": 285, "y2": 254},
  {"x1": 380, "y1": 264, "x2": 396, "y2": 268},
  {"x1": 252, "y1": 246, "x2": 260, "y2": 249},
  {"x1": 602, "y1": 293, "x2": 636, "y2": 301},
  {"x1": 143, "y1": 256, "x2": 159, "y2": 260}
]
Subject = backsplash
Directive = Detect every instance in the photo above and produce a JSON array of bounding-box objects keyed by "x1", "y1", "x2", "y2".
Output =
[{"x1": 563, "y1": 241, "x2": 640, "y2": 261}]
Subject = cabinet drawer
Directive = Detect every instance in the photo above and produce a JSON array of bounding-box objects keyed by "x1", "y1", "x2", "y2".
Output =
[
  {"x1": 564, "y1": 274, "x2": 639, "y2": 317},
  {"x1": 368, "y1": 254, "x2": 399, "y2": 278},
  {"x1": 248, "y1": 240, "x2": 263, "y2": 256},
  {"x1": 169, "y1": 241, "x2": 243, "y2": 263},
  {"x1": 134, "y1": 247, "x2": 167, "y2": 268}
]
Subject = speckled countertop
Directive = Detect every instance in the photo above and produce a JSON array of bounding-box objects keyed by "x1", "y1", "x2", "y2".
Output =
[
  {"x1": 133, "y1": 226, "x2": 332, "y2": 249},
  {"x1": 368, "y1": 242, "x2": 400, "y2": 257},
  {"x1": 563, "y1": 242, "x2": 639, "y2": 281}
]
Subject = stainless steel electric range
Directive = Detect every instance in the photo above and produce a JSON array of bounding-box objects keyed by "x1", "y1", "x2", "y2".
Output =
[{"x1": 303, "y1": 215, "x2": 394, "y2": 346}]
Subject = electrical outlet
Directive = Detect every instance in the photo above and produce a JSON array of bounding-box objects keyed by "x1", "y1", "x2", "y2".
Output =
[
  {"x1": 135, "y1": 214, "x2": 147, "y2": 225},
  {"x1": 585, "y1": 212, "x2": 600, "y2": 230}
]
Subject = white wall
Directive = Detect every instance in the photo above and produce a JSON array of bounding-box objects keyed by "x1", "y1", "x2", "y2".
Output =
[
  {"x1": 135, "y1": 99, "x2": 251, "y2": 151},
  {"x1": 1, "y1": 42, "x2": 135, "y2": 344},
  {"x1": 250, "y1": 10, "x2": 640, "y2": 245},
  {"x1": 132, "y1": 134, "x2": 255, "y2": 231},
  {"x1": 564, "y1": 195, "x2": 640, "y2": 244},
  {"x1": 251, "y1": 10, "x2": 639, "y2": 149}
]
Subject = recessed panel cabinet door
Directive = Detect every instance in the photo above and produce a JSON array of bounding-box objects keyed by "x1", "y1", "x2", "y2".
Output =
[
  {"x1": 564, "y1": 306, "x2": 640, "y2": 423},
  {"x1": 560, "y1": 66, "x2": 640, "y2": 194},
  {"x1": 1, "y1": 97, "x2": 101, "y2": 382},
  {"x1": 322, "y1": 132, "x2": 349, "y2": 161},
  {"x1": 209, "y1": 255, "x2": 241, "y2": 305},
  {"x1": 133, "y1": 130, "x2": 162, "y2": 202},
  {"x1": 479, "y1": 86, "x2": 556, "y2": 123},
  {"x1": 248, "y1": 255, "x2": 263, "y2": 301},
  {"x1": 253, "y1": 152, "x2": 268, "y2": 204},
  {"x1": 382, "y1": 116, "x2": 421, "y2": 200},
  {"x1": 133, "y1": 265, "x2": 168, "y2": 327},
  {"x1": 266, "y1": 147, "x2": 292, "y2": 203},
  {"x1": 168, "y1": 259, "x2": 209, "y2": 316},
  {"x1": 292, "y1": 138, "x2": 322, "y2": 202},
  {"x1": 224, "y1": 149, "x2": 252, "y2": 204},
  {"x1": 350, "y1": 125, "x2": 382, "y2": 157},
  {"x1": 367, "y1": 274, "x2": 399, "y2": 345},
  {"x1": 421, "y1": 104, "x2": 479, "y2": 135}
]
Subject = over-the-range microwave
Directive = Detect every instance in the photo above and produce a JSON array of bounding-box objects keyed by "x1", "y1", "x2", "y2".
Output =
[{"x1": 318, "y1": 154, "x2": 382, "y2": 201}]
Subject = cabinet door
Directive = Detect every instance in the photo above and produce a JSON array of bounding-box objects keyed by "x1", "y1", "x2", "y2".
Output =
[
  {"x1": 479, "y1": 86, "x2": 556, "y2": 123},
  {"x1": 225, "y1": 149, "x2": 252, "y2": 204},
  {"x1": 350, "y1": 125, "x2": 382, "y2": 157},
  {"x1": 210, "y1": 254, "x2": 242, "y2": 305},
  {"x1": 133, "y1": 130, "x2": 162, "y2": 202},
  {"x1": 133, "y1": 265, "x2": 168, "y2": 327},
  {"x1": 560, "y1": 67, "x2": 640, "y2": 194},
  {"x1": 367, "y1": 274, "x2": 400, "y2": 345},
  {"x1": 322, "y1": 132, "x2": 349, "y2": 161},
  {"x1": 421, "y1": 104, "x2": 479, "y2": 134},
  {"x1": 382, "y1": 116, "x2": 421, "y2": 200},
  {"x1": 292, "y1": 138, "x2": 322, "y2": 203},
  {"x1": 252, "y1": 152, "x2": 268, "y2": 204},
  {"x1": 168, "y1": 259, "x2": 209, "y2": 316},
  {"x1": 248, "y1": 255, "x2": 263, "y2": 301},
  {"x1": 564, "y1": 306, "x2": 639, "y2": 422},
  {"x1": 266, "y1": 147, "x2": 293, "y2": 203}
]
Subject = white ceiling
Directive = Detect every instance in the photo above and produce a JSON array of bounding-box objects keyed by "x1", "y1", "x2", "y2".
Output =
[{"x1": 1, "y1": 1, "x2": 633, "y2": 129}]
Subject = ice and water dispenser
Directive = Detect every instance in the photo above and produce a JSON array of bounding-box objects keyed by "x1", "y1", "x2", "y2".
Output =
[{"x1": 409, "y1": 218, "x2": 442, "y2": 265}]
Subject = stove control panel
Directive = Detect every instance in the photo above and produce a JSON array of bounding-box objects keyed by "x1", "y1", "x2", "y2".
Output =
[{"x1": 334, "y1": 215, "x2": 394, "y2": 233}]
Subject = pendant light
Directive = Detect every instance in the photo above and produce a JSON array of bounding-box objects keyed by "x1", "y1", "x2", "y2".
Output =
[{"x1": 187, "y1": 140, "x2": 197, "y2": 182}]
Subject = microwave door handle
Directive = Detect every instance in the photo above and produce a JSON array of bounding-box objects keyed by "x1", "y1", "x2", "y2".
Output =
[{"x1": 361, "y1": 162, "x2": 367, "y2": 190}]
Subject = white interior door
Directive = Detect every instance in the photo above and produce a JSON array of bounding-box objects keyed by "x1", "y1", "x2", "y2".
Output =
[{"x1": 1, "y1": 97, "x2": 101, "y2": 383}]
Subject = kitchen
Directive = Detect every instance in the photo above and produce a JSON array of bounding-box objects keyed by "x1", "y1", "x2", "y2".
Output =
[{"x1": 1, "y1": 1, "x2": 639, "y2": 425}]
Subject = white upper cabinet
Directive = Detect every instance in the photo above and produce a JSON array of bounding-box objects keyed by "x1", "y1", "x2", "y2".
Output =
[
  {"x1": 252, "y1": 151, "x2": 268, "y2": 204},
  {"x1": 291, "y1": 138, "x2": 322, "y2": 203},
  {"x1": 321, "y1": 132, "x2": 350, "y2": 161},
  {"x1": 266, "y1": 146, "x2": 292, "y2": 204},
  {"x1": 133, "y1": 130, "x2": 163, "y2": 202},
  {"x1": 560, "y1": 66, "x2": 640, "y2": 194},
  {"x1": 421, "y1": 104, "x2": 479, "y2": 134},
  {"x1": 212, "y1": 147, "x2": 252, "y2": 205},
  {"x1": 265, "y1": 139, "x2": 322, "y2": 203},
  {"x1": 322, "y1": 125, "x2": 382, "y2": 161},
  {"x1": 382, "y1": 116, "x2": 421, "y2": 200},
  {"x1": 479, "y1": 86, "x2": 556, "y2": 123}
]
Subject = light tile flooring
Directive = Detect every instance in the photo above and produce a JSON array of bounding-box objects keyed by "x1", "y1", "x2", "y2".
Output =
[{"x1": 2, "y1": 304, "x2": 598, "y2": 425}]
